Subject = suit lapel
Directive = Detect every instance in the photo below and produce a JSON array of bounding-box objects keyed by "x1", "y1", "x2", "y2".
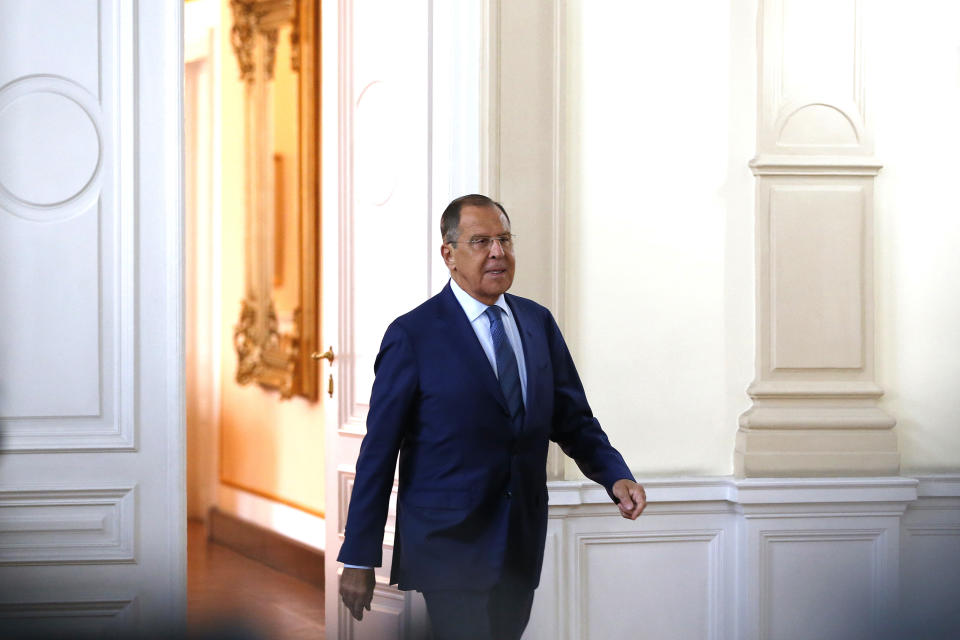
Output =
[{"x1": 436, "y1": 284, "x2": 509, "y2": 414}]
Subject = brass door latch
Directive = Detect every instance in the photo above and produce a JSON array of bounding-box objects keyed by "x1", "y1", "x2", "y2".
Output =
[{"x1": 311, "y1": 347, "x2": 335, "y2": 397}]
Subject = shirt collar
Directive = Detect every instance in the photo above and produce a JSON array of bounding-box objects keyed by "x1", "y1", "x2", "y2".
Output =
[{"x1": 448, "y1": 277, "x2": 511, "y2": 323}]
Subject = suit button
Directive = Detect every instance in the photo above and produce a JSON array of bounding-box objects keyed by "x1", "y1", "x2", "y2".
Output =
[{"x1": 504, "y1": 491, "x2": 512, "y2": 499}]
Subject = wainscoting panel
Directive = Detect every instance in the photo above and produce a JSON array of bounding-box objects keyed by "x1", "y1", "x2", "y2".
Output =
[
  {"x1": 0, "y1": 0, "x2": 137, "y2": 452},
  {"x1": 341, "y1": 584, "x2": 404, "y2": 640},
  {"x1": 329, "y1": 475, "x2": 958, "y2": 639},
  {"x1": 575, "y1": 527, "x2": 722, "y2": 640},
  {"x1": 0, "y1": 0, "x2": 184, "y2": 632},
  {"x1": 899, "y1": 476, "x2": 960, "y2": 637},
  {"x1": 0, "y1": 597, "x2": 137, "y2": 637},
  {"x1": 0, "y1": 487, "x2": 134, "y2": 565},
  {"x1": 523, "y1": 522, "x2": 563, "y2": 640},
  {"x1": 755, "y1": 525, "x2": 889, "y2": 640},
  {"x1": 528, "y1": 476, "x2": 958, "y2": 640}
]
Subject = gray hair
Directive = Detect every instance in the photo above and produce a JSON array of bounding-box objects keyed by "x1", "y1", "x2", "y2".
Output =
[{"x1": 440, "y1": 194, "x2": 510, "y2": 244}]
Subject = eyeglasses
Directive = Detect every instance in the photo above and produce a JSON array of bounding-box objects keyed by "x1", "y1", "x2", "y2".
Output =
[{"x1": 447, "y1": 234, "x2": 517, "y2": 252}]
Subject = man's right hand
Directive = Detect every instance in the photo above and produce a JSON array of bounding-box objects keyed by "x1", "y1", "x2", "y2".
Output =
[{"x1": 340, "y1": 567, "x2": 376, "y2": 621}]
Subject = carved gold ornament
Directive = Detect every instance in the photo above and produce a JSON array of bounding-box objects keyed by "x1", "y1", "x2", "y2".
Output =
[{"x1": 231, "y1": 0, "x2": 320, "y2": 401}]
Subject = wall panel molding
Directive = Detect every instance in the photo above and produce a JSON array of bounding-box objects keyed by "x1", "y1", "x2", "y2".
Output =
[
  {"x1": 0, "y1": 0, "x2": 186, "y2": 632},
  {"x1": 572, "y1": 529, "x2": 723, "y2": 640},
  {"x1": 528, "y1": 476, "x2": 960, "y2": 640},
  {"x1": 339, "y1": 584, "x2": 404, "y2": 640},
  {"x1": 0, "y1": 486, "x2": 135, "y2": 565},
  {"x1": 756, "y1": 527, "x2": 889, "y2": 639},
  {"x1": 758, "y1": 0, "x2": 870, "y2": 157},
  {"x1": 0, "y1": 0, "x2": 137, "y2": 454},
  {"x1": 483, "y1": 0, "x2": 567, "y2": 482},
  {"x1": 0, "y1": 597, "x2": 137, "y2": 636}
]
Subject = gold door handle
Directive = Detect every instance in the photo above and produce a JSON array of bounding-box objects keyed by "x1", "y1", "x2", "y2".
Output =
[
  {"x1": 311, "y1": 347, "x2": 335, "y2": 364},
  {"x1": 312, "y1": 347, "x2": 336, "y2": 398}
]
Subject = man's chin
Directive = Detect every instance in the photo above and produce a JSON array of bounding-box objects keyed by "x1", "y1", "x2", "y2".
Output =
[{"x1": 482, "y1": 283, "x2": 513, "y2": 299}]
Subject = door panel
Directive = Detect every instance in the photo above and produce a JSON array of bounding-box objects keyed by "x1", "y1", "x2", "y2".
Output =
[
  {"x1": 323, "y1": 0, "x2": 432, "y2": 637},
  {"x1": 0, "y1": 1, "x2": 185, "y2": 634},
  {"x1": 323, "y1": 1, "x2": 483, "y2": 636}
]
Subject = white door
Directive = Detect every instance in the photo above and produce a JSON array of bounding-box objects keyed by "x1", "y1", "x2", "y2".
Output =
[
  {"x1": 321, "y1": 1, "x2": 482, "y2": 637},
  {"x1": 0, "y1": 1, "x2": 185, "y2": 636}
]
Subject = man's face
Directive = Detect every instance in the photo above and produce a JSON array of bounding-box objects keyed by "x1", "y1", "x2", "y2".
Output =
[{"x1": 441, "y1": 204, "x2": 516, "y2": 305}]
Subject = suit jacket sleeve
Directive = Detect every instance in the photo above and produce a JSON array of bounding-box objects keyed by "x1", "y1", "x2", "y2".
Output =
[
  {"x1": 545, "y1": 311, "x2": 635, "y2": 501},
  {"x1": 337, "y1": 320, "x2": 418, "y2": 567}
]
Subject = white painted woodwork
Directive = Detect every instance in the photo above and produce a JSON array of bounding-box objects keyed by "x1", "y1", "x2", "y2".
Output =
[
  {"x1": 323, "y1": 0, "x2": 463, "y2": 636},
  {"x1": 737, "y1": 0, "x2": 897, "y2": 476},
  {"x1": 325, "y1": 1, "x2": 566, "y2": 633},
  {"x1": 0, "y1": 487, "x2": 135, "y2": 565},
  {"x1": 523, "y1": 475, "x2": 959, "y2": 640},
  {"x1": 0, "y1": 2, "x2": 134, "y2": 450},
  {"x1": 899, "y1": 476, "x2": 960, "y2": 637},
  {"x1": 0, "y1": 0, "x2": 185, "y2": 634},
  {"x1": 737, "y1": 479, "x2": 910, "y2": 640},
  {"x1": 484, "y1": 0, "x2": 566, "y2": 479},
  {"x1": 218, "y1": 483, "x2": 325, "y2": 552},
  {"x1": 485, "y1": 0, "x2": 564, "y2": 320},
  {"x1": 184, "y1": 0, "x2": 222, "y2": 523},
  {"x1": 757, "y1": 0, "x2": 868, "y2": 158},
  {"x1": 429, "y1": 0, "x2": 483, "y2": 294},
  {"x1": 0, "y1": 598, "x2": 138, "y2": 638}
]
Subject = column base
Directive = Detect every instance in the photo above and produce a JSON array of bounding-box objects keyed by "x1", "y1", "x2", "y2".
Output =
[{"x1": 735, "y1": 427, "x2": 899, "y2": 477}]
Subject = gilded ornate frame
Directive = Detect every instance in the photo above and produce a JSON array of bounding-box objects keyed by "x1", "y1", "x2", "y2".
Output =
[{"x1": 230, "y1": 0, "x2": 319, "y2": 400}]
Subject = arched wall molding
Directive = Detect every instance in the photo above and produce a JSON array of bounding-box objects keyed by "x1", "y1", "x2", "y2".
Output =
[
  {"x1": 758, "y1": 0, "x2": 871, "y2": 156},
  {"x1": 775, "y1": 101, "x2": 862, "y2": 149}
]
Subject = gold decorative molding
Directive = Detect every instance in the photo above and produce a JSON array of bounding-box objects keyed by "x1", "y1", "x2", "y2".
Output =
[
  {"x1": 229, "y1": 0, "x2": 257, "y2": 82},
  {"x1": 233, "y1": 299, "x2": 258, "y2": 385},
  {"x1": 262, "y1": 28, "x2": 280, "y2": 80},
  {"x1": 290, "y1": 0, "x2": 301, "y2": 73},
  {"x1": 231, "y1": 0, "x2": 319, "y2": 401},
  {"x1": 229, "y1": 0, "x2": 298, "y2": 82},
  {"x1": 233, "y1": 300, "x2": 301, "y2": 399}
]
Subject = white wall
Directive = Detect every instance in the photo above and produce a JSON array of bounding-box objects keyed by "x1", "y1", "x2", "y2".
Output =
[
  {"x1": 870, "y1": 0, "x2": 960, "y2": 472},
  {"x1": 563, "y1": 0, "x2": 960, "y2": 477},
  {"x1": 562, "y1": 0, "x2": 756, "y2": 476}
]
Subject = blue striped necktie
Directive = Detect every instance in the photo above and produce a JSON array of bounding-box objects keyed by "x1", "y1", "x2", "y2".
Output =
[{"x1": 484, "y1": 306, "x2": 524, "y2": 424}]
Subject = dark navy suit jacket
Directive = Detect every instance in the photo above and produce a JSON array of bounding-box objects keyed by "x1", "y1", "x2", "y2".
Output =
[{"x1": 337, "y1": 283, "x2": 634, "y2": 592}]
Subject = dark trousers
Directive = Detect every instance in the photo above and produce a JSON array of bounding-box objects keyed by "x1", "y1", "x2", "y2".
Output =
[{"x1": 422, "y1": 579, "x2": 535, "y2": 640}]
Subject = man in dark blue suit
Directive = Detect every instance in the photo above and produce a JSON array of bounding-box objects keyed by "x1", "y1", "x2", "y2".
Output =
[{"x1": 338, "y1": 194, "x2": 646, "y2": 639}]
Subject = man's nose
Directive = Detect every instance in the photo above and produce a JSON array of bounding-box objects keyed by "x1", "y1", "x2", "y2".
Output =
[{"x1": 487, "y1": 238, "x2": 505, "y2": 257}]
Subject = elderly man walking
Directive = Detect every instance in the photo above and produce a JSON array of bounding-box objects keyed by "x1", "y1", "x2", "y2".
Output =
[{"x1": 337, "y1": 194, "x2": 646, "y2": 640}]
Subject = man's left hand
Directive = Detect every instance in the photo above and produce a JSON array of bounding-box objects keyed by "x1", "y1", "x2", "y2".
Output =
[{"x1": 612, "y1": 479, "x2": 647, "y2": 519}]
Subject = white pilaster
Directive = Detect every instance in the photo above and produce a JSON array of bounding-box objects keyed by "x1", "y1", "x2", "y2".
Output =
[{"x1": 736, "y1": 0, "x2": 898, "y2": 476}]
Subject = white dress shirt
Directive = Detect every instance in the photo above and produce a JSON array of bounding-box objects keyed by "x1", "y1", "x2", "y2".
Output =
[
  {"x1": 343, "y1": 280, "x2": 529, "y2": 570},
  {"x1": 448, "y1": 277, "x2": 528, "y2": 404}
]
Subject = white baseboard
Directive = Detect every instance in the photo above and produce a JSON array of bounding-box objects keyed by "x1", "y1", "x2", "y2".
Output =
[{"x1": 216, "y1": 483, "x2": 325, "y2": 552}]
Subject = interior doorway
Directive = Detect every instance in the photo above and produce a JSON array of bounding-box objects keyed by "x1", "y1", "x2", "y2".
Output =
[{"x1": 183, "y1": 1, "x2": 327, "y2": 636}]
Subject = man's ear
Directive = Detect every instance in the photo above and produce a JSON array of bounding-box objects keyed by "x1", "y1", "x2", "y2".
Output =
[{"x1": 441, "y1": 243, "x2": 456, "y2": 270}]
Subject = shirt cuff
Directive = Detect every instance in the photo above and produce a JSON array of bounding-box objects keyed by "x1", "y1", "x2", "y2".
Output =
[{"x1": 343, "y1": 563, "x2": 373, "y2": 570}]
